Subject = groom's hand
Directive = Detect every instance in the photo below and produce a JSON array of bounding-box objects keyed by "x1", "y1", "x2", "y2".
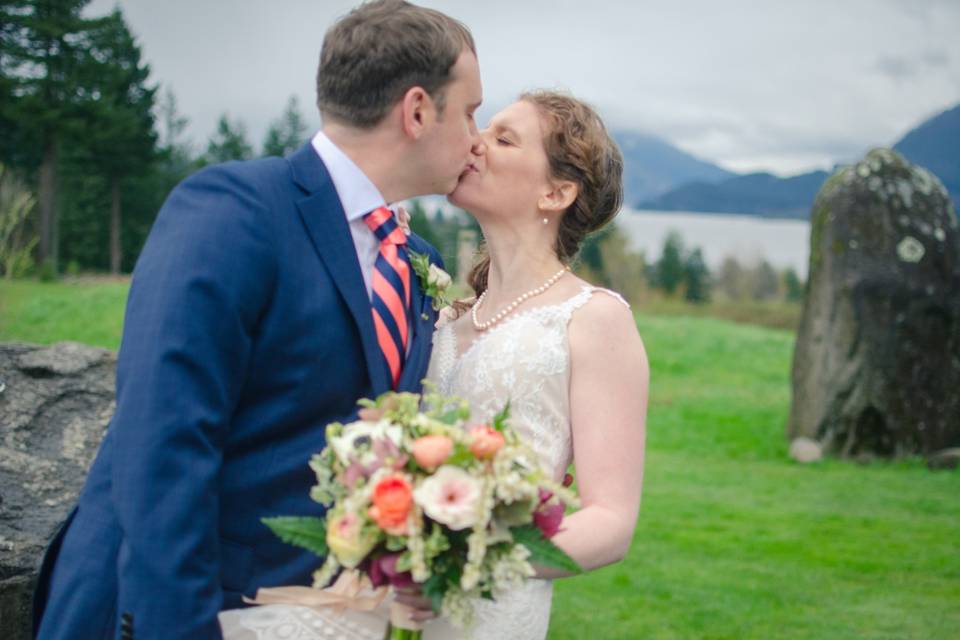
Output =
[{"x1": 393, "y1": 585, "x2": 436, "y2": 622}]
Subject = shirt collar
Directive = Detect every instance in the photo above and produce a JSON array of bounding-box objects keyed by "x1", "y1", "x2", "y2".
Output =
[{"x1": 311, "y1": 130, "x2": 386, "y2": 222}]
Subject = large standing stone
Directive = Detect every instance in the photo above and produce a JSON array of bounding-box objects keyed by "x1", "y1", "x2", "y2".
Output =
[
  {"x1": 788, "y1": 148, "x2": 960, "y2": 460},
  {"x1": 0, "y1": 342, "x2": 115, "y2": 639}
]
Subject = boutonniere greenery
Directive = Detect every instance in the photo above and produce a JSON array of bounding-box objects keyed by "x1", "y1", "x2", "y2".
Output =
[{"x1": 408, "y1": 250, "x2": 453, "y2": 312}]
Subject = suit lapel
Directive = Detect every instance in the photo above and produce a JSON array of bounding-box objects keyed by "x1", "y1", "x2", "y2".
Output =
[
  {"x1": 289, "y1": 143, "x2": 391, "y2": 393},
  {"x1": 397, "y1": 236, "x2": 437, "y2": 392}
]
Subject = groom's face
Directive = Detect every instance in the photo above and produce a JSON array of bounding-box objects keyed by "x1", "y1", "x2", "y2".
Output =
[{"x1": 419, "y1": 50, "x2": 483, "y2": 195}]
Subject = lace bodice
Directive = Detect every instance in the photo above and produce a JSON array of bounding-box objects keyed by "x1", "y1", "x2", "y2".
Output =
[
  {"x1": 219, "y1": 285, "x2": 628, "y2": 640},
  {"x1": 427, "y1": 285, "x2": 626, "y2": 481},
  {"x1": 414, "y1": 285, "x2": 628, "y2": 640}
]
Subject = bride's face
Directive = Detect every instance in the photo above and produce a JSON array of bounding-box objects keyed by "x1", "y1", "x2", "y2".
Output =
[{"x1": 448, "y1": 100, "x2": 553, "y2": 218}]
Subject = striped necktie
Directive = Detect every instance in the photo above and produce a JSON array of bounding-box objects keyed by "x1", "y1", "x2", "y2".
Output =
[{"x1": 363, "y1": 206, "x2": 412, "y2": 388}]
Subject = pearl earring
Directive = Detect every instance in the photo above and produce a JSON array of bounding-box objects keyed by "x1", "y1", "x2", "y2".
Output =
[{"x1": 542, "y1": 217, "x2": 549, "y2": 225}]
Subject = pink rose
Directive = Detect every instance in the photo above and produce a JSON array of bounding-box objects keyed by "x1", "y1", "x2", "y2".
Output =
[
  {"x1": 412, "y1": 435, "x2": 453, "y2": 470},
  {"x1": 468, "y1": 425, "x2": 504, "y2": 460},
  {"x1": 533, "y1": 488, "x2": 564, "y2": 539}
]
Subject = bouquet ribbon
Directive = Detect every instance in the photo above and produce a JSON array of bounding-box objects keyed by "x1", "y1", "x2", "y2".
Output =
[{"x1": 244, "y1": 570, "x2": 388, "y2": 614}]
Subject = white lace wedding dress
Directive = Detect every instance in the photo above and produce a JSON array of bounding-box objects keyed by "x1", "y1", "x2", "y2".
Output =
[{"x1": 219, "y1": 285, "x2": 627, "y2": 640}]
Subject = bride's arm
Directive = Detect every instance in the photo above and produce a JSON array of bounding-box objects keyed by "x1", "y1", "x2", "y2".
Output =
[{"x1": 537, "y1": 293, "x2": 649, "y2": 578}]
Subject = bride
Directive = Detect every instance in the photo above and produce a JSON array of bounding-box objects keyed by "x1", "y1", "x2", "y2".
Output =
[{"x1": 220, "y1": 90, "x2": 649, "y2": 639}]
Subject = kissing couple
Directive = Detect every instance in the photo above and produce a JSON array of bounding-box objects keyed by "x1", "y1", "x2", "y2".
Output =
[{"x1": 33, "y1": 1, "x2": 649, "y2": 639}]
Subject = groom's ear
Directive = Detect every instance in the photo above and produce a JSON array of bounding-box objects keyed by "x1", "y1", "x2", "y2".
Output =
[
  {"x1": 539, "y1": 180, "x2": 578, "y2": 214},
  {"x1": 400, "y1": 86, "x2": 434, "y2": 140}
]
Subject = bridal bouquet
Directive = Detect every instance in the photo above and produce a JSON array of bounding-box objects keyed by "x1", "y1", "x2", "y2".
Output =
[{"x1": 261, "y1": 388, "x2": 580, "y2": 639}]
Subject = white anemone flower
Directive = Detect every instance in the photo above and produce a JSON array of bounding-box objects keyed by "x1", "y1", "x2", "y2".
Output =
[{"x1": 413, "y1": 465, "x2": 483, "y2": 531}]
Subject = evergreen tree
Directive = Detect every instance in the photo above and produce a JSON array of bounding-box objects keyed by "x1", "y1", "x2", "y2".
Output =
[
  {"x1": 0, "y1": 0, "x2": 98, "y2": 272},
  {"x1": 683, "y1": 247, "x2": 711, "y2": 303},
  {"x1": 783, "y1": 267, "x2": 804, "y2": 302},
  {"x1": 205, "y1": 114, "x2": 253, "y2": 164},
  {"x1": 577, "y1": 225, "x2": 611, "y2": 280},
  {"x1": 79, "y1": 9, "x2": 157, "y2": 274},
  {"x1": 406, "y1": 199, "x2": 442, "y2": 249},
  {"x1": 156, "y1": 87, "x2": 194, "y2": 178},
  {"x1": 262, "y1": 95, "x2": 307, "y2": 157},
  {"x1": 655, "y1": 230, "x2": 685, "y2": 295}
]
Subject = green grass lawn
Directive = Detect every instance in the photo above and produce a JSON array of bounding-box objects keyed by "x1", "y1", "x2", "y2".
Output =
[
  {"x1": 550, "y1": 315, "x2": 959, "y2": 640},
  {"x1": 0, "y1": 277, "x2": 129, "y2": 349},
  {"x1": 2, "y1": 279, "x2": 958, "y2": 639}
]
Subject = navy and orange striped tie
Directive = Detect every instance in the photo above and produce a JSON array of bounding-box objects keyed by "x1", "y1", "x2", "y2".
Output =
[{"x1": 363, "y1": 206, "x2": 412, "y2": 388}]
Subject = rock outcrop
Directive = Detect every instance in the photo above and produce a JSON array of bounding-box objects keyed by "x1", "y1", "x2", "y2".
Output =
[
  {"x1": 0, "y1": 342, "x2": 115, "y2": 639},
  {"x1": 788, "y1": 148, "x2": 960, "y2": 460}
]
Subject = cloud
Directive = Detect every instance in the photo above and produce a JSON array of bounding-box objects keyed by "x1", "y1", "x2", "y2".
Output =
[
  {"x1": 875, "y1": 49, "x2": 951, "y2": 82},
  {"x1": 86, "y1": 0, "x2": 960, "y2": 176}
]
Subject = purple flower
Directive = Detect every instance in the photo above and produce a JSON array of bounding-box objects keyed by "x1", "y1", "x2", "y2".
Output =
[
  {"x1": 533, "y1": 488, "x2": 564, "y2": 539},
  {"x1": 368, "y1": 552, "x2": 415, "y2": 589},
  {"x1": 341, "y1": 460, "x2": 367, "y2": 488},
  {"x1": 373, "y1": 437, "x2": 409, "y2": 471}
]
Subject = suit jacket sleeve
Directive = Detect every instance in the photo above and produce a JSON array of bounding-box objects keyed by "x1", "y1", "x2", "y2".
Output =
[{"x1": 110, "y1": 163, "x2": 278, "y2": 639}]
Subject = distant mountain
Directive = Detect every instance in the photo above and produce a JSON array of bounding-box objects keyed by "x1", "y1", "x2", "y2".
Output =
[
  {"x1": 893, "y1": 104, "x2": 960, "y2": 208},
  {"x1": 637, "y1": 170, "x2": 829, "y2": 219},
  {"x1": 613, "y1": 130, "x2": 735, "y2": 205},
  {"x1": 637, "y1": 102, "x2": 960, "y2": 218}
]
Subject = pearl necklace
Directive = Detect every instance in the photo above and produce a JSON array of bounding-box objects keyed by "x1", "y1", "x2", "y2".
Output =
[{"x1": 471, "y1": 266, "x2": 570, "y2": 331}]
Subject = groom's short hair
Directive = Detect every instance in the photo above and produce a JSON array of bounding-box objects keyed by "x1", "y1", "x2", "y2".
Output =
[{"x1": 317, "y1": 0, "x2": 475, "y2": 128}]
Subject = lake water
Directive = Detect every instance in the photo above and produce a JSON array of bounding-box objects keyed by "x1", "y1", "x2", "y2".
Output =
[
  {"x1": 422, "y1": 197, "x2": 813, "y2": 279},
  {"x1": 617, "y1": 209, "x2": 812, "y2": 278}
]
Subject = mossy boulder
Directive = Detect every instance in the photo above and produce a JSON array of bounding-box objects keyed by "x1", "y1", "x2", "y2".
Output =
[{"x1": 788, "y1": 148, "x2": 960, "y2": 461}]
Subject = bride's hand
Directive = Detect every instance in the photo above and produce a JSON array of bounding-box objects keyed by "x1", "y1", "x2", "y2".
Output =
[{"x1": 393, "y1": 585, "x2": 436, "y2": 622}]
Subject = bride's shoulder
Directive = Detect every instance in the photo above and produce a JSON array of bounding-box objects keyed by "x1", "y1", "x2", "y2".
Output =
[{"x1": 568, "y1": 284, "x2": 644, "y2": 359}]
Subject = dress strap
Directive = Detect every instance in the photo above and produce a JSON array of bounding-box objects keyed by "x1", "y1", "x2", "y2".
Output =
[
  {"x1": 558, "y1": 285, "x2": 630, "y2": 323},
  {"x1": 588, "y1": 287, "x2": 631, "y2": 309}
]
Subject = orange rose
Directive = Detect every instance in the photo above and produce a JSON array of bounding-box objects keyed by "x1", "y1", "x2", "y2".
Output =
[
  {"x1": 412, "y1": 435, "x2": 454, "y2": 470},
  {"x1": 469, "y1": 425, "x2": 505, "y2": 459},
  {"x1": 368, "y1": 474, "x2": 413, "y2": 535}
]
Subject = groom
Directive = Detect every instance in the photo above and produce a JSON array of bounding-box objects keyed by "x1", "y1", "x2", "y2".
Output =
[{"x1": 32, "y1": 2, "x2": 482, "y2": 638}]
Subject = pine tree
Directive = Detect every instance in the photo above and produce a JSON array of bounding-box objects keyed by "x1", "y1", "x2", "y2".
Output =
[
  {"x1": 262, "y1": 95, "x2": 307, "y2": 157},
  {"x1": 205, "y1": 114, "x2": 253, "y2": 164},
  {"x1": 683, "y1": 247, "x2": 711, "y2": 303},
  {"x1": 156, "y1": 87, "x2": 193, "y2": 177},
  {"x1": 655, "y1": 230, "x2": 685, "y2": 295},
  {"x1": 79, "y1": 9, "x2": 157, "y2": 274},
  {"x1": 783, "y1": 267, "x2": 804, "y2": 302},
  {"x1": 406, "y1": 199, "x2": 442, "y2": 249},
  {"x1": 0, "y1": 0, "x2": 97, "y2": 272}
]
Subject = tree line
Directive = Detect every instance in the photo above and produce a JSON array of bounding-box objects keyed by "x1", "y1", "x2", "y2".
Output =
[
  {"x1": 406, "y1": 201, "x2": 806, "y2": 307},
  {"x1": 573, "y1": 225, "x2": 804, "y2": 305},
  {"x1": 0, "y1": 0, "x2": 809, "y2": 305},
  {"x1": 0, "y1": 0, "x2": 310, "y2": 278}
]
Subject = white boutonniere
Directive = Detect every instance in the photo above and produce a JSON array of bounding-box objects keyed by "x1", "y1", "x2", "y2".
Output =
[{"x1": 408, "y1": 251, "x2": 452, "y2": 312}]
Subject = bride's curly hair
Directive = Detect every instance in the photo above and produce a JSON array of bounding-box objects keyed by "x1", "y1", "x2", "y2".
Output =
[{"x1": 467, "y1": 90, "x2": 624, "y2": 299}]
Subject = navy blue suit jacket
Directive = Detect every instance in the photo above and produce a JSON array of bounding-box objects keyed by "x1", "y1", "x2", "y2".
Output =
[{"x1": 33, "y1": 142, "x2": 443, "y2": 639}]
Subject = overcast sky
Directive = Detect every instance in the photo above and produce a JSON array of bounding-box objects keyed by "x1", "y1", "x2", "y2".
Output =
[{"x1": 86, "y1": 0, "x2": 960, "y2": 176}]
